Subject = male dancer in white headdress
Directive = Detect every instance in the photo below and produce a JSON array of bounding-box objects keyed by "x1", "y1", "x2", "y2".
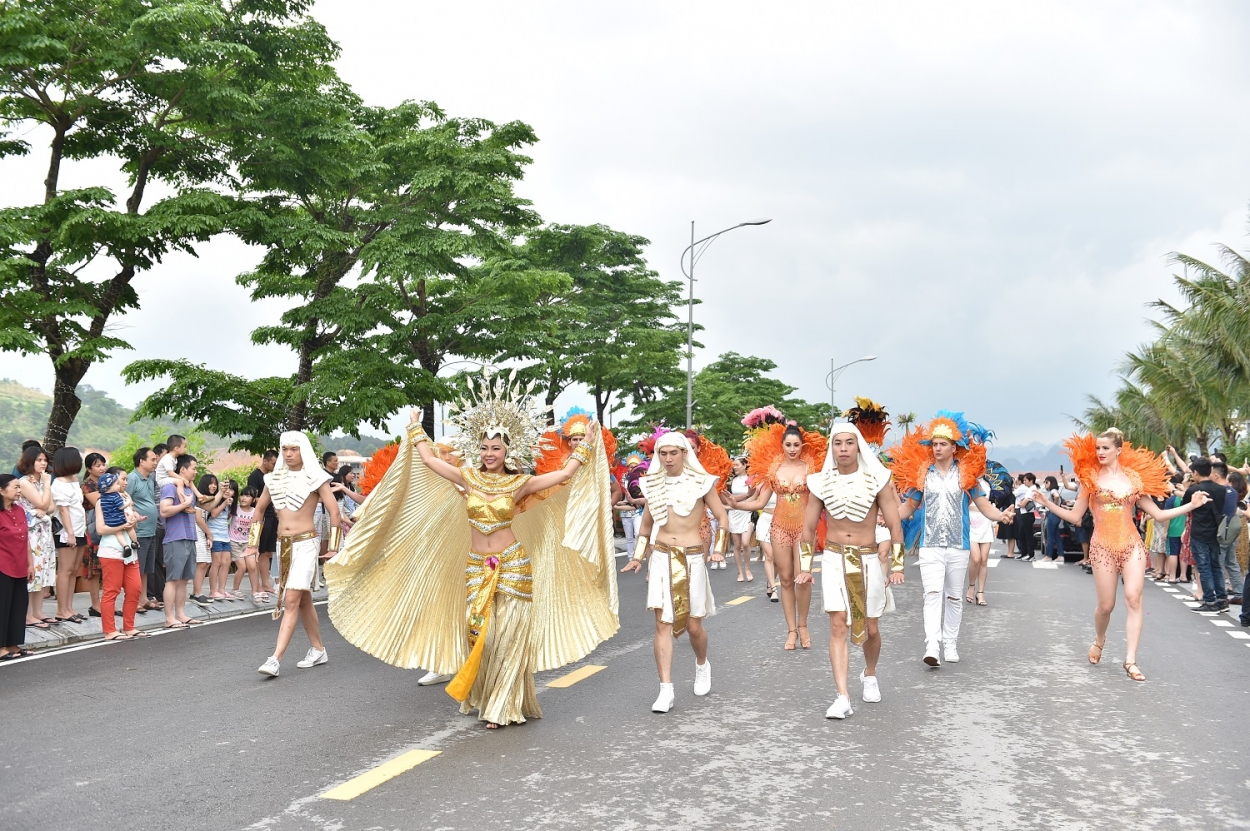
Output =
[
  {"x1": 245, "y1": 431, "x2": 342, "y2": 677},
  {"x1": 621, "y1": 432, "x2": 730, "y2": 713},
  {"x1": 800, "y1": 422, "x2": 905, "y2": 719}
]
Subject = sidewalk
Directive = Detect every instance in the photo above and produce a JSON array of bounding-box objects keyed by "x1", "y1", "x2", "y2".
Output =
[{"x1": 22, "y1": 574, "x2": 328, "y2": 652}]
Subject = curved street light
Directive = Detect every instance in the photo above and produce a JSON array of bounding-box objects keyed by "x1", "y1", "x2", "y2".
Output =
[
  {"x1": 680, "y1": 219, "x2": 772, "y2": 430},
  {"x1": 826, "y1": 355, "x2": 877, "y2": 419}
]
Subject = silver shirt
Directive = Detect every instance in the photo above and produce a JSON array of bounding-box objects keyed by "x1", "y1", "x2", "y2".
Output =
[{"x1": 923, "y1": 463, "x2": 965, "y2": 549}]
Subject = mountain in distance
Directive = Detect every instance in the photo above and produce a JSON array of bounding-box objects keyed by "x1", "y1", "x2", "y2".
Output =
[
  {"x1": 990, "y1": 441, "x2": 1067, "y2": 474},
  {"x1": 0, "y1": 379, "x2": 389, "y2": 459}
]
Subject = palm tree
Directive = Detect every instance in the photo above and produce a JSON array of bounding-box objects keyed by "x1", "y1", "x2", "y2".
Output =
[{"x1": 897, "y1": 411, "x2": 916, "y2": 435}]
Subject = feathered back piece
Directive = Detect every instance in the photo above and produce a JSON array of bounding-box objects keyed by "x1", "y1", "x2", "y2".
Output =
[
  {"x1": 744, "y1": 423, "x2": 828, "y2": 482},
  {"x1": 697, "y1": 438, "x2": 734, "y2": 493},
  {"x1": 886, "y1": 418, "x2": 987, "y2": 494},
  {"x1": 534, "y1": 423, "x2": 619, "y2": 476},
  {"x1": 847, "y1": 397, "x2": 890, "y2": 447},
  {"x1": 742, "y1": 405, "x2": 788, "y2": 430},
  {"x1": 360, "y1": 442, "x2": 399, "y2": 496},
  {"x1": 444, "y1": 368, "x2": 554, "y2": 471},
  {"x1": 1063, "y1": 434, "x2": 1169, "y2": 499}
]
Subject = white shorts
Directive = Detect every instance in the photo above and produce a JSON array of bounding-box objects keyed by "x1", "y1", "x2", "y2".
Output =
[
  {"x1": 281, "y1": 536, "x2": 320, "y2": 593},
  {"x1": 727, "y1": 509, "x2": 752, "y2": 536},
  {"x1": 875, "y1": 524, "x2": 891, "y2": 544},
  {"x1": 646, "y1": 547, "x2": 716, "y2": 624},
  {"x1": 969, "y1": 511, "x2": 994, "y2": 544},
  {"x1": 823, "y1": 549, "x2": 894, "y2": 617},
  {"x1": 757, "y1": 512, "x2": 773, "y2": 544}
]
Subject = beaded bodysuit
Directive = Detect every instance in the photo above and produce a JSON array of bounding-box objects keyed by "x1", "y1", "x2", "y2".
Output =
[
  {"x1": 769, "y1": 465, "x2": 814, "y2": 549},
  {"x1": 1086, "y1": 473, "x2": 1148, "y2": 573}
]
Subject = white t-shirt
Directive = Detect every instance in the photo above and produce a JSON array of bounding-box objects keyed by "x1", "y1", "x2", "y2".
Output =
[
  {"x1": 51, "y1": 477, "x2": 86, "y2": 536},
  {"x1": 155, "y1": 453, "x2": 178, "y2": 488},
  {"x1": 1013, "y1": 484, "x2": 1038, "y2": 510}
]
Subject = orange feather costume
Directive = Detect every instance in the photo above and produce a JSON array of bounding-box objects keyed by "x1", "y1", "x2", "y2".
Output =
[
  {"x1": 1063, "y1": 433, "x2": 1169, "y2": 573},
  {"x1": 743, "y1": 422, "x2": 828, "y2": 550},
  {"x1": 535, "y1": 412, "x2": 619, "y2": 476},
  {"x1": 885, "y1": 416, "x2": 987, "y2": 496}
]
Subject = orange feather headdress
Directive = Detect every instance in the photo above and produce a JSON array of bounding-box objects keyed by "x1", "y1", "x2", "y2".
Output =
[
  {"x1": 847, "y1": 397, "x2": 890, "y2": 447},
  {"x1": 1063, "y1": 434, "x2": 1169, "y2": 499},
  {"x1": 885, "y1": 414, "x2": 987, "y2": 495},
  {"x1": 744, "y1": 422, "x2": 828, "y2": 481}
]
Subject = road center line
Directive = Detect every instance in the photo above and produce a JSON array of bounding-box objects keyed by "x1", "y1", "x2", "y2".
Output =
[
  {"x1": 547, "y1": 664, "x2": 607, "y2": 688},
  {"x1": 321, "y1": 749, "x2": 442, "y2": 801},
  {"x1": 725, "y1": 595, "x2": 754, "y2": 606}
]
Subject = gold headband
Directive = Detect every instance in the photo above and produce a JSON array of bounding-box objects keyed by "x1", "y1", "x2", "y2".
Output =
[
  {"x1": 564, "y1": 422, "x2": 587, "y2": 438},
  {"x1": 930, "y1": 424, "x2": 956, "y2": 442}
]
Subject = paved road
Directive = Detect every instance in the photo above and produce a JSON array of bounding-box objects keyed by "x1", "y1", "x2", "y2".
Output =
[{"x1": 5, "y1": 546, "x2": 1249, "y2": 830}]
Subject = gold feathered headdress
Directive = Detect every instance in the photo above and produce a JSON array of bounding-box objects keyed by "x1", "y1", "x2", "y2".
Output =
[{"x1": 443, "y1": 368, "x2": 554, "y2": 471}]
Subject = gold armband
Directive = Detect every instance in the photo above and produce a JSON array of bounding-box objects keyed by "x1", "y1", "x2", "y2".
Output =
[
  {"x1": 570, "y1": 442, "x2": 593, "y2": 466},
  {"x1": 889, "y1": 542, "x2": 906, "y2": 573},
  {"x1": 713, "y1": 527, "x2": 729, "y2": 557},
  {"x1": 326, "y1": 524, "x2": 343, "y2": 552},
  {"x1": 248, "y1": 519, "x2": 262, "y2": 548},
  {"x1": 799, "y1": 541, "x2": 815, "y2": 573},
  {"x1": 632, "y1": 537, "x2": 649, "y2": 562},
  {"x1": 407, "y1": 422, "x2": 429, "y2": 444}
]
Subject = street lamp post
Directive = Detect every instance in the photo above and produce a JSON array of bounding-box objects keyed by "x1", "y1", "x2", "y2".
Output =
[
  {"x1": 680, "y1": 218, "x2": 772, "y2": 430},
  {"x1": 826, "y1": 355, "x2": 877, "y2": 421}
]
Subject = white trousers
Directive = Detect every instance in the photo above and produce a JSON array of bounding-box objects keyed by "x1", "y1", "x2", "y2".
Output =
[{"x1": 917, "y1": 546, "x2": 969, "y2": 645}]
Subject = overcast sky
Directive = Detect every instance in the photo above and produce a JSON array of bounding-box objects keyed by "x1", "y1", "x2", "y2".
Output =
[{"x1": 5, "y1": 0, "x2": 1250, "y2": 448}]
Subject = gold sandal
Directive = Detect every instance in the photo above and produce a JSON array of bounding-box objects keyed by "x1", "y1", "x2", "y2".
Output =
[
  {"x1": 1088, "y1": 638, "x2": 1105, "y2": 665},
  {"x1": 797, "y1": 625, "x2": 811, "y2": 649},
  {"x1": 1123, "y1": 661, "x2": 1145, "y2": 682},
  {"x1": 784, "y1": 629, "x2": 797, "y2": 651}
]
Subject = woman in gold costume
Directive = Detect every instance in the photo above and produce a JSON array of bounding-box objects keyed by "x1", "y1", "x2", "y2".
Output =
[
  {"x1": 325, "y1": 371, "x2": 619, "y2": 727},
  {"x1": 1034, "y1": 428, "x2": 1209, "y2": 682}
]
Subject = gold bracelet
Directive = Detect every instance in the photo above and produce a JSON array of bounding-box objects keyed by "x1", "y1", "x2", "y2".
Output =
[
  {"x1": 247, "y1": 519, "x2": 262, "y2": 548},
  {"x1": 570, "y1": 442, "x2": 593, "y2": 466},
  {"x1": 408, "y1": 422, "x2": 429, "y2": 444},
  {"x1": 799, "y1": 541, "x2": 814, "y2": 573},
  {"x1": 890, "y1": 542, "x2": 906, "y2": 573},
  {"x1": 632, "y1": 537, "x2": 649, "y2": 562},
  {"x1": 713, "y1": 527, "x2": 729, "y2": 556},
  {"x1": 326, "y1": 524, "x2": 343, "y2": 553}
]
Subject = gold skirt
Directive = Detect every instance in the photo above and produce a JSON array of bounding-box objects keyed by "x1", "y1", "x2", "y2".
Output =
[{"x1": 460, "y1": 592, "x2": 542, "y2": 725}]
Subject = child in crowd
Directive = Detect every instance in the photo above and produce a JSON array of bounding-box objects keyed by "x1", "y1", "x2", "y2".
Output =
[
  {"x1": 230, "y1": 487, "x2": 260, "y2": 601},
  {"x1": 95, "y1": 471, "x2": 143, "y2": 556},
  {"x1": 205, "y1": 477, "x2": 235, "y2": 600},
  {"x1": 156, "y1": 435, "x2": 209, "y2": 502},
  {"x1": 189, "y1": 474, "x2": 220, "y2": 606}
]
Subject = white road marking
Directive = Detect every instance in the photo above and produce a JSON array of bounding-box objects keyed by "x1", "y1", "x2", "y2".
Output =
[
  {"x1": 1211, "y1": 620, "x2": 1233, "y2": 627},
  {"x1": 1228, "y1": 631, "x2": 1250, "y2": 640}
]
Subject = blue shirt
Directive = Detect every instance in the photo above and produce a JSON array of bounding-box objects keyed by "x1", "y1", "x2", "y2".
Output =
[{"x1": 160, "y1": 483, "x2": 196, "y2": 542}]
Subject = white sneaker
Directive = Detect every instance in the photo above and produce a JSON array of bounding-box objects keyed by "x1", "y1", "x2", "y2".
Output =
[
  {"x1": 693, "y1": 659, "x2": 712, "y2": 696},
  {"x1": 923, "y1": 641, "x2": 941, "y2": 667},
  {"x1": 652, "y1": 683, "x2": 675, "y2": 713},
  {"x1": 258, "y1": 656, "x2": 280, "y2": 677},
  {"x1": 825, "y1": 694, "x2": 853, "y2": 719},
  {"x1": 296, "y1": 647, "x2": 327, "y2": 668},
  {"x1": 943, "y1": 642, "x2": 960, "y2": 663},
  {"x1": 860, "y1": 671, "x2": 881, "y2": 703},
  {"x1": 418, "y1": 670, "x2": 451, "y2": 686}
]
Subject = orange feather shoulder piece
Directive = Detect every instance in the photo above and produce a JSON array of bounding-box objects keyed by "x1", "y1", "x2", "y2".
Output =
[
  {"x1": 601, "y1": 428, "x2": 618, "y2": 467},
  {"x1": 698, "y1": 438, "x2": 734, "y2": 492},
  {"x1": 957, "y1": 442, "x2": 987, "y2": 494},
  {"x1": 1064, "y1": 433, "x2": 1168, "y2": 499},
  {"x1": 534, "y1": 430, "x2": 569, "y2": 475},
  {"x1": 360, "y1": 442, "x2": 399, "y2": 496},
  {"x1": 884, "y1": 430, "x2": 932, "y2": 494},
  {"x1": 745, "y1": 424, "x2": 827, "y2": 485}
]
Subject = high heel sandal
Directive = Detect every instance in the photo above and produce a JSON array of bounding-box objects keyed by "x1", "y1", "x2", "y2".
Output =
[
  {"x1": 1123, "y1": 661, "x2": 1145, "y2": 681},
  {"x1": 965, "y1": 586, "x2": 976, "y2": 604},
  {"x1": 1088, "y1": 638, "x2": 1105, "y2": 665},
  {"x1": 784, "y1": 629, "x2": 797, "y2": 651},
  {"x1": 797, "y1": 625, "x2": 811, "y2": 649}
]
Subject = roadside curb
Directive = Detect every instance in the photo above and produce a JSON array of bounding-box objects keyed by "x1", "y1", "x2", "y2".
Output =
[{"x1": 24, "y1": 588, "x2": 330, "y2": 652}]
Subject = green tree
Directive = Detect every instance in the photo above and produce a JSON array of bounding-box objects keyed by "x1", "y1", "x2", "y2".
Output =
[
  {"x1": 0, "y1": 0, "x2": 337, "y2": 450},
  {"x1": 622, "y1": 351, "x2": 831, "y2": 450}
]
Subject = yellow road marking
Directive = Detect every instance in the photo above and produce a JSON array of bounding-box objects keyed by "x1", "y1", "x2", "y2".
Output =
[
  {"x1": 321, "y1": 749, "x2": 441, "y2": 801},
  {"x1": 725, "y1": 595, "x2": 754, "y2": 606},
  {"x1": 812, "y1": 567, "x2": 822, "y2": 573},
  {"x1": 547, "y1": 664, "x2": 607, "y2": 688}
]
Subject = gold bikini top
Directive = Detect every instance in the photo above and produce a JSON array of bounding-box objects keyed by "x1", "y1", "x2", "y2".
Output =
[{"x1": 462, "y1": 468, "x2": 530, "y2": 535}]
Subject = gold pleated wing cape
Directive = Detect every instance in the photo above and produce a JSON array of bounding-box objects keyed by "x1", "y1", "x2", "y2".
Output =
[{"x1": 324, "y1": 430, "x2": 620, "y2": 674}]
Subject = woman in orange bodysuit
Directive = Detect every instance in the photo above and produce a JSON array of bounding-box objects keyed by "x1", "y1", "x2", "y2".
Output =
[
  {"x1": 731, "y1": 423, "x2": 827, "y2": 650},
  {"x1": 1034, "y1": 428, "x2": 1209, "y2": 682}
]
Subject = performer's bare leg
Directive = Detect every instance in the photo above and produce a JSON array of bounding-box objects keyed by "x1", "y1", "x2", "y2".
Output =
[
  {"x1": 653, "y1": 612, "x2": 708, "y2": 683},
  {"x1": 828, "y1": 612, "x2": 850, "y2": 698},
  {"x1": 863, "y1": 617, "x2": 882, "y2": 677}
]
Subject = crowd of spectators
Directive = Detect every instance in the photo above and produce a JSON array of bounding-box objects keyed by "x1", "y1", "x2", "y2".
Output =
[{"x1": 0, "y1": 437, "x2": 364, "y2": 657}]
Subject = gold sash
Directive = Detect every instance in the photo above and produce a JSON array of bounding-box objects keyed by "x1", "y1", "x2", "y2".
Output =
[
  {"x1": 654, "y1": 542, "x2": 703, "y2": 637},
  {"x1": 827, "y1": 543, "x2": 876, "y2": 645},
  {"x1": 273, "y1": 530, "x2": 319, "y2": 621},
  {"x1": 446, "y1": 541, "x2": 533, "y2": 701}
]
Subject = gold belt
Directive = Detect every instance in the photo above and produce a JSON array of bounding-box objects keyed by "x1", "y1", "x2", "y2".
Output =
[
  {"x1": 826, "y1": 544, "x2": 876, "y2": 646},
  {"x1": 273, "y1": 530, "x2": 319, "y2": 621},
  {"x1": 653, "y1": 542, "x2": 704, "y2": 637},
  {"x1": 446, "y1": 542, "x2": 532, "y2": 703}
]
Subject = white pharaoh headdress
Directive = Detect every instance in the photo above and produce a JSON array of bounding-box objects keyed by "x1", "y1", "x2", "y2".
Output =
[
  {"x1": 264, "y1": 430, "x2": 333, "y2": 512},
  {"x1": 641, "y1": 431, "x2": 717, "y2": 540},
  {"x1": 807, "y1": 421, "x2": 891, "y2": 521},
  {"x1": 443, "y1": 368, "x2": 554, "y2": 471}
]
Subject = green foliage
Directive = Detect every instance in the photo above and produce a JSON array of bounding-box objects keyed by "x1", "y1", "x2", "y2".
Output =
[
  {"x1": 621, "y1": 352, "x2": 832, "y2": 451},
  {"x1": 216, "y1": 464, "x2": 256, "y2": 491},
  {"x1": 110, "y1": 425, "x2": 215, "y2": 470},
  {"x1": 0, "y1": 0, "x2": 340, "y2": 449}
]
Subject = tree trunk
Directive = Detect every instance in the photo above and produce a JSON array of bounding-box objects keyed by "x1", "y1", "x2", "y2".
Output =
[
  {"x1": 1197, "y1": 433, "x2": 1210, "y2": 457},
  {"x1": 43, "y1": 359, "x2": 88, "y2": 452},
  {"x1": 545, "y1": 383, "x2": 558, "y2": 427}
]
